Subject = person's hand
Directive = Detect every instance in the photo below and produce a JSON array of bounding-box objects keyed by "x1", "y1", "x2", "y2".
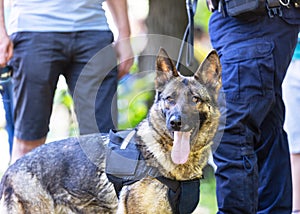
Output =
[
  {"x1": 0, "y1": 31, "x2": 13, "y2": 67},
  {"x1": 114, "y1": 37, "x2": 134, "y2": 79}
]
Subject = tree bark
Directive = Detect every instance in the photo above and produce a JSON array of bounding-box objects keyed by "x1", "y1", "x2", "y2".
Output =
[{"x1": 139, "y1": 0, "x2": 198, "y2": 76}]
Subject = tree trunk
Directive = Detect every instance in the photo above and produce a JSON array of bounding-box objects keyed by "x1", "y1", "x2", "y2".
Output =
[
  {"x1": 139, "y1": 0, "x2": 198, "y2": 76},
  {"x1": 146, "y1": 0, "x2": 188, "y2": 38}
]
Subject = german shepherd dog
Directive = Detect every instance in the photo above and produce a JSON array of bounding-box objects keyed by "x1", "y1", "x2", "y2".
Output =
[{"x1": 0, "y1": 48, "x2": 221, "y2": 214}]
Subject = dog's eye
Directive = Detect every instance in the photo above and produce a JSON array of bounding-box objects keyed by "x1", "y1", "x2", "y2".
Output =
[
  {"x1": 192, "y1": 96, "x2": 201, "y2": 103},
  {"x1": 165, "y1": 96, "x2": 175, "y2": 104}
]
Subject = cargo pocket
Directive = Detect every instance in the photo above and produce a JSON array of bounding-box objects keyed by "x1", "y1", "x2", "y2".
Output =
[
  {"x1": 214, "y1": 40, "x2": 275, "y2": 208},
  {"x1": 221, "y1": 40, "x2": 275, "y2": 103}
]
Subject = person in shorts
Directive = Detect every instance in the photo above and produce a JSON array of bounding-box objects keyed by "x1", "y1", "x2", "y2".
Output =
[{"x1": 0, "y1": 0, "x2": 133, "y2": 163}]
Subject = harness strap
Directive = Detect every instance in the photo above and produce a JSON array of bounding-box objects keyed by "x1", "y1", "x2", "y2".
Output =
[
  {"x1": 156, "y1": 176, "x2": 181, "y2": 213},
  {"x1": 156, "y1": 176, "x2": 200, "y2": 214}
]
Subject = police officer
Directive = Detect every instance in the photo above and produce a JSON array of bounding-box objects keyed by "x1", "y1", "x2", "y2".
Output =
[{"x1": 208, "y1": 0, "x2": 300, "y2": 213}]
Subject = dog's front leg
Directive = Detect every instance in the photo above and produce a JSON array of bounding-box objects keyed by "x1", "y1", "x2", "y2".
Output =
[{"x1": 117, "y1": 178, "x2": 172, "y2": 214}]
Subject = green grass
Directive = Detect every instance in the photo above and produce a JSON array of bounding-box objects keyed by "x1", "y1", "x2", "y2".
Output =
[{"x1": 199, "y1": 165, "x2": 218, "y2": 213}]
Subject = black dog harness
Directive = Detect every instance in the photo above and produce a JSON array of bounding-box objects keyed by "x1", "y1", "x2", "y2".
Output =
[{"x1": 105, "y1": 129, "x2": 200, "y2": 214}]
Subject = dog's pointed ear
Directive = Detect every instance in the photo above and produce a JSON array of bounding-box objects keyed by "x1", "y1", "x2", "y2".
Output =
[
  {"x1": 194, "y1": 50, "x2": 222, "y2": 94},
  {"x1": 155, "y1": 48, "x2": 179, "y2": 90}
]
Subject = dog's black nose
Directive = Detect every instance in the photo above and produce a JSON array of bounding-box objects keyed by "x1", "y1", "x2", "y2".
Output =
[{"x1": 170, "y1": 115, "x2": 182, "y2": 131}]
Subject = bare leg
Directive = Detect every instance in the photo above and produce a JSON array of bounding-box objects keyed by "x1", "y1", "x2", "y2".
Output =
[
  {"x1": 291, "y1": 153, "x2": 300, "y2": 212},
  {"x1": 11, "y1": 137, "x2": 46, "y2": 164}
]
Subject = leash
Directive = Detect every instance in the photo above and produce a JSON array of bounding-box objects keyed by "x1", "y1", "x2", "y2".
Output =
[
  {"x1": 176, "y1": 0, "x2": 198, "y2": 71},
  {"x1": 0, "y1": 65, "x2": 14, "y2": 158}
]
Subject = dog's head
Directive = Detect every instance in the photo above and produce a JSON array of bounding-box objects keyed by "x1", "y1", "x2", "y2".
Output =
[{"x1": 153, "y1": 48, "x2": 221, "y2": 165}]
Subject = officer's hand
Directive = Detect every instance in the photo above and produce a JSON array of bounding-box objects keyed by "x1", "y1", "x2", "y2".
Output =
[{"x1": 114, "y1": 37, "x2": 134, "y2": 79}]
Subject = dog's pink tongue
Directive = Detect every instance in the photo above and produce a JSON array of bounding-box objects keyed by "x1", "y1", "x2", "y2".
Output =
[{"x1": 171, "y1": 131, "x2": 190, "y2": 164}]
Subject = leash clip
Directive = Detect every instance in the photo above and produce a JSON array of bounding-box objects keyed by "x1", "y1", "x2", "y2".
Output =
[
  {"x1": 267, "y1": 5, "x2": 283, "y2": 17},
  {"x1": 266, "y1": 0, "x2": 283, "y2": 17}
]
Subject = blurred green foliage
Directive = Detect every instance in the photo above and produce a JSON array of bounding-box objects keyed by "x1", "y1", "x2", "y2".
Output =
[
  {"x1": 194, "y1": 0, "x2": 212, "y2": 32},
  {"x1": 54, "y1": 89, "x2": 73, "y2": 110},
  {"x1": 200, "y1": 165, "x2": 218, "y2": 213},
  {"x1": 53, "y1": 89, "x2": 78, "y2": 136},
  {"x1": 118, "y1": 59, "x2": 155, "y2": 129}
]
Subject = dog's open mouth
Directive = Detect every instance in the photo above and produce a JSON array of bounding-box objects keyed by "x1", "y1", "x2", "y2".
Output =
[{"x1": 171, "y1": 131, "x2": 191, "y2": 165}]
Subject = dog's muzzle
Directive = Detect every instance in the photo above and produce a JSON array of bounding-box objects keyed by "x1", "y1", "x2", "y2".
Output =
[
  {"x1": 167, "y1": 113, "x2": 194, "y2": 133},
  {"x1": 169, "y1": 115, "x2": 182, "y2": 131}
]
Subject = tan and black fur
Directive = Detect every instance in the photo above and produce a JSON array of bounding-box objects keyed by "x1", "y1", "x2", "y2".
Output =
[{"x1": 0, "y1": 48, "x2": 221, "y2": 214}]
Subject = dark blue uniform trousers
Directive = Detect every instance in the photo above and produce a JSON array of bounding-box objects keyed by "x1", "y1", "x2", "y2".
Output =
[{"x1": 209, "y1": 10, "x2": 300, "y2": 213}]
